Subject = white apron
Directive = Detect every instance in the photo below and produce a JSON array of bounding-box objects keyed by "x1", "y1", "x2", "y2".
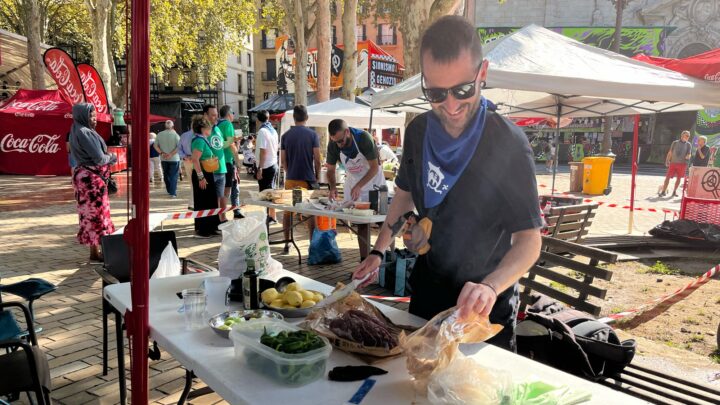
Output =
[{"x1": 341, "y1": 135, "x2": 386, "y2": 202}]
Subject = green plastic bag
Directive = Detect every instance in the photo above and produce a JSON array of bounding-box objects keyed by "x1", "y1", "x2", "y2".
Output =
[{"x1": 510, "y1": 380, "x2": 591, "y2": 405}]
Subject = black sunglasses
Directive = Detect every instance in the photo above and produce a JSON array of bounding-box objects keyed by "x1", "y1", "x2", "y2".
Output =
[{"x1": 421, "y1": 65, "x2": 483, "y2": 103}]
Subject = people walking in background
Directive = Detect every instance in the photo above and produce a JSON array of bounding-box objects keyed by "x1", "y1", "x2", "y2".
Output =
[
  {"x1": 255, "y1": 110, "x2": 279, "y2": 222},
  {"x1": 280, "y1": 105, "x2": 321, "y2": 252},
  {"x1": 545, "y1": 141, "x2": 555, "y2": 173},
  {"x1": 68, "y1": 103, "x2": 117, "y2": 261},
  {"x1": 217, "y1": 105, "x2": 244, "y2": 220},
  {"x1": 372, "y1": 130, "x2": 398, "y2": 165},
  {"x1": 179, "y1": 127, "x2": 196, "y2": 210},
  {"x1": 190, "y1": 115, "x2": 221, "y2": 237},
  {"x1": 149, "y1": 132, "x2": 162, "y2": 184},
  {"x1": 155, "y1": 120, "x2": 181, "y2": 197},
  {"x1": 692, "y1": 135, "x2": 710, "y2": 167},
  {"x1": 659, "y1": 130, "x2": 692, "y2": 198}
]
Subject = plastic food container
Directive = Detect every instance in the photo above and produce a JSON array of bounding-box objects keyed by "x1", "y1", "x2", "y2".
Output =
[{"x1": 229, "y1": 319, "x2": 332, "y2": 386}]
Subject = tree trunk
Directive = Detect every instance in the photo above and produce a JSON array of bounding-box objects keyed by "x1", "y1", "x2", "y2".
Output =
[
  {"x1": 601, "y1": 0, "x2": 624, "y2": 155},
  {"x1": 341, "y1": 0, "x2": 357, "y2": 101},
  {"x1": 292, "y1": 1, "x2": 308, "y2": 107},
  {"x1": 85, "y1": 0, "x2": 115, "y2": 107},
  {"x1": 316, "y1": 0, "x2": 331, "y2": 102},
  {"x1": 23, "y1": 0, "x2": 46, "y2": 90},
  {"x1": 107, "y1": 0, "x2": 121, "y2": 108},
  {"x1": 400, "y1": 0, "x2": 459, "y2": 78}
]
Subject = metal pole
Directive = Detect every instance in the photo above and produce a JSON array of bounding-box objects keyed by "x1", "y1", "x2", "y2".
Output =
[
  {"x1": 629, "y1": 114, "x2": 640, "y2": 234},
  {"x1": 550, "y1": 103, "x2": 561, "y2": 196},
  {"x1": 129, "y1": 0, "x2": 150, "y2": 403},
  {"x1": 368, "y1": 108, "x2": 374, "y2": 134}
]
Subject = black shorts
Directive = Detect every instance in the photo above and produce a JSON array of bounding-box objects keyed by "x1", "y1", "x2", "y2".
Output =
[
  {"x1": 258, "y1": 164, "x2": 277, "y2": 191},
  {"x1": 225, "y1": 163, "x2": 236, "y2": 189}
]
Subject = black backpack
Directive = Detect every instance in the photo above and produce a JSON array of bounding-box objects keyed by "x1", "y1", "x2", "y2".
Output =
[{"x1": 516, "y1": 309, "x2": 636, "y2": 380}]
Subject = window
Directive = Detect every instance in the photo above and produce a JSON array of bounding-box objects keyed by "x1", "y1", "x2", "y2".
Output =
[
  {"x1": 247, "y1": 53, "x2": 252, "y2": 67},
  {"x1": 377, "y1": 24, "x2": 397, "y2": 45},
  {"x1": 332, "y1": 25, "x2": 337, "y2": 45},
  {"x1": 237, "y1": 74, "x2": 243, "y2": 93},
  {"x1": 263, "y1": 92, "x2": 271, "y2": 100},
  {"x1": 355, "y1": 25, "x2": 366, "y2": 41},
  {"x1": 247, "y1": 72, "x2": 255, "y2": 97},
  {"x1": 263, "y1": 59, "x2": 277, "y2": 81},
  {"x1": 261, "y1": 29, "x2": 277, "y2": 49},
  {"x1": 236, "y1": 54, "x2": 242, "y2": 64},
  {"x1": 246, "y1": 98, "x2": 255, "y2": 114}
]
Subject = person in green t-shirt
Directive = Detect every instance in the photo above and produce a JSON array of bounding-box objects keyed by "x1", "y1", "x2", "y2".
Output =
[
  {"x1": 202, "y1": 105, "x2": 227, "y2": 221},
  {"x1": 218, "y1": 105, "x2": 244, "y2": 219},
  {"x1": 190, "y1": 115, "x2": 221, "y2": 237}
]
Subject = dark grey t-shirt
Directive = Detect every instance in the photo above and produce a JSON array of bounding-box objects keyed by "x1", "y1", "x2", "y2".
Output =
[
  {"x1": 395, "y1": 110, "x2": 543, "y2": 325},
  {"x1": 669, "y1": 140, "x2": 691, "y2": 164}
]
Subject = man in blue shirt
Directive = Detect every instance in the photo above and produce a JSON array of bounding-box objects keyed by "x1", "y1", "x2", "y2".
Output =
[{"x1": 178, "y1": 127, "x2": 196, "y2": 210}]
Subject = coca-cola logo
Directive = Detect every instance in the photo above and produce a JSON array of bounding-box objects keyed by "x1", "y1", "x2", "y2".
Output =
[
  {"x1": 8, "y1": 100, "x2": 62, "y2": 112},
  {"x1": 0, "y1": 133, "x2": 61, "y2": 154},
  {"x1": 79, "y1": 71, "x2": 107, "y2": 113},
  {"x1": 46, "y1": 55, "x2": 84, "y2": 104},
  {"x1": 704, "y1": 72, "x2": 720, "y2": 82}
]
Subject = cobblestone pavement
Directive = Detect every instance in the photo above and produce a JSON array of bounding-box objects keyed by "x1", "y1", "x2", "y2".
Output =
[{"x1": 0, "y1": 164, "x2": 693, "y2": 404}]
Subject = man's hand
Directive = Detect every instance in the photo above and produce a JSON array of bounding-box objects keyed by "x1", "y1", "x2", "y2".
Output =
[
  {"x1": 665, "y1": 160, "x2": 670, "y2": 168},
  {"x1": 352, "y1": 254, "x2": 382, "y2": 288},
  {"x1": 328, "y1": 188, "x2": 338, "y2": 201},
  {"x1": 256, "y1": 169, "x2": 262, "y2": 180},
  {"x1": 351, "y1": 184, "x2": 362, "y2": 201},
  {"x1": 456, "y1": 281, "x2": 497, "y2": 319}
]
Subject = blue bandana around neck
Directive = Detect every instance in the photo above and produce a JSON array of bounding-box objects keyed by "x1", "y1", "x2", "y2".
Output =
[{"x1": 422, "y1": 97, "x2": 487, "y2": 208}]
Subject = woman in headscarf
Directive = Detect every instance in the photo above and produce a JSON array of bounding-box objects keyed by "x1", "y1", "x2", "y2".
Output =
[
  {"x1": 190, "y1": 115, "x2": 221, "y2": 237},
  {"x1": 68, "y1": 103, "x2": 117, "y2": 261}
]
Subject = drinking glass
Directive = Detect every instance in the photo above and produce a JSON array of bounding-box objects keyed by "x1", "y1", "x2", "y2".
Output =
[{"x1": 182, "y1": 288, "x2": 206, "y2": 330}]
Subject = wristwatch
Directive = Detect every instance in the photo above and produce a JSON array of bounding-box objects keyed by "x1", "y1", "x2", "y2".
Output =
[{"x1": 368, "y1": 249, "x2": 384, "y2": 259}]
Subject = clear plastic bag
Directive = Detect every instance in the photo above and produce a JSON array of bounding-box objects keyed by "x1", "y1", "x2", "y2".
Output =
[
  {"x1": 400, "y1": 307, "x2": 505, "y2": 398},
  {"x1": 152, "y1": 242, "x2": 181, "y2": 279},
  {"x1": 217, "y1": 211, "x2": 280, "y2": 279},
  {"x1": 427, "y1": 352, "x2": 512, "y2": 404}
]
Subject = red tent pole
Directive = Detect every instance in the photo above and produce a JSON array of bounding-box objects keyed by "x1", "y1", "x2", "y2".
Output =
[
  {"x1": 128, "y1": 0, "x2": 150, "y2": 403},
  {"x1": 628, "y1": 114, "x2": 640, "y2": 234}
]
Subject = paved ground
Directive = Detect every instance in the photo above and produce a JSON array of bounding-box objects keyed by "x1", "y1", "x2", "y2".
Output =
[{"x1": 0, "y1": 162, "x2": 704, "y2": 404}]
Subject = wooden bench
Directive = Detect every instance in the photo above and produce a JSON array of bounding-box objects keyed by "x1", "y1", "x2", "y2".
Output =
[
  {"x1": 544, "y1": 202, "x2": 598, "y2": 243},
  {"x1": 520, "y1": 235, "x2": 616, "y2": 317},
  {"x1": 520, "y1": 236, "x2": 720, "y2": 404}
]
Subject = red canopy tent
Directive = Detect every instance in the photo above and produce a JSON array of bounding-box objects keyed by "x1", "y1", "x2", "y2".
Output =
[
  {"x1": 633, "y1": 49, "x2": 720, "y2": 82},
  {"x1": 0, "y1": 89, "x2": 112, "y2": 175}
]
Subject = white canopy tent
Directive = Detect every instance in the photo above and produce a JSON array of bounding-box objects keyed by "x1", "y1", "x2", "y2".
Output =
[
  {"x1": 370, "y1": 24, "x2": 720, "y2": 233},
  {"x1": 280, "y1": 97, "x2": 406, "y2": 140},
  {"x1": 371, "y1": 25, "x2": 720, "y2": 115}
]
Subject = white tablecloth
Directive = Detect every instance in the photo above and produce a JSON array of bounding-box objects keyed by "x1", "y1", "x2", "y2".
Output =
[{"x1": 104, "y1": 271, "x2": 647, "y2": 405}]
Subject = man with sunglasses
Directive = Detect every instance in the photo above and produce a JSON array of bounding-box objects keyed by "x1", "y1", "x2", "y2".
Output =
[{"x1": 351, "y1": 16, "x2": 542, "y2": 351}]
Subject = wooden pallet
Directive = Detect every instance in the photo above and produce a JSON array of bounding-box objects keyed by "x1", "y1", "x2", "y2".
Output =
[{"x1": 582, "y1": 235, "x2": 704, "y2": 250}]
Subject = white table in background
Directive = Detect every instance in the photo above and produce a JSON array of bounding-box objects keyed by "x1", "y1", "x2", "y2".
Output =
[
  {"x1": 104, "y1": 271, "x2": 647, "y2": 405},
  {"x1": 246, "y1": 199, "x2": 386, "y2": 262}
]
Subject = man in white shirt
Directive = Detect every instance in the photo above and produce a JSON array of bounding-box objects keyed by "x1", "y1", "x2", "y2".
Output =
[{"x1": 255, "y1": 110, "x2": 279, "y2": 221}]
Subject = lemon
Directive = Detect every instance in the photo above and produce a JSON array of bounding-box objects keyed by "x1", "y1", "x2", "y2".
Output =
[
  {"x1": 300, "y1": 290, "x2": 314, "y2": 300},
  {"x1": 286, "y1": 282, "x2": 301, "y2": 292},
  {"x1": 313, "y1": 293, "x2": 324, "y2": 302},
  {"x1": 300, "y1": 300, "x2": 316, "y2": 308},
  {"x1": 285, "y1": 291, "x2": 303, "y2": 306},
  {"x1": 269, "y1": 299, "x2": 284, "y2": 308},
  {"x1": 261, "y1": 288, "x2": 280, "y2": 304}
]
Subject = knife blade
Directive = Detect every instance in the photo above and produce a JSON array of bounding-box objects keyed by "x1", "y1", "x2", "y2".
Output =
[{"x1": 318, "y1": 271, "x2": 375, "y2": 307}]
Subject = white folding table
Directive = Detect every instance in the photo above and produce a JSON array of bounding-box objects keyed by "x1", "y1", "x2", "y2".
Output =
[{"x1": 104, "y1": 271, "x2": 647, "y2": 405}]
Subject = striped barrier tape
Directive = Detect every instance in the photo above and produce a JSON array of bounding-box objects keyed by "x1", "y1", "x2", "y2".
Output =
[
  {"x1": 598, "y1": 263, "x2": 719, "y2": 324},
  {"x1": 538, "y1": 184, "x2": 678, "y2": 214},
  {"x1": 361, "y1": 295, "x2": 411, "y2": 303},
  {"x1": 164, "y1": 206, "x2": 241, "y2": 220}
]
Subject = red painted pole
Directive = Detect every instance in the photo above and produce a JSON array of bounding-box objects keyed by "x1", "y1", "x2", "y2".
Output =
[
  {"x1": 128, "y1": 0, "x2": 150, "y2": 403},
  {"x1": 628, "y1": 114, "x2": 640, "y2": 234}
]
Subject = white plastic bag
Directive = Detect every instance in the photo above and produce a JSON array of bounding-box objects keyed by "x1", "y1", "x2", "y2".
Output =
[
  {"x1": 152, "y1": 241, "x2": 181, "y2": 279},
  {"x1": 217, "y1": 211, "x2": 281, "y2": 280}
]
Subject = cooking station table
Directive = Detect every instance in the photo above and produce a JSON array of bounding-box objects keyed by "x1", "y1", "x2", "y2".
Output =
[
  {"x1": 104, "y1": 271, "x2": 646, "y2": 405},
  {"x1": 246, "y1": 199, "x2": 387, "y2": 263}
]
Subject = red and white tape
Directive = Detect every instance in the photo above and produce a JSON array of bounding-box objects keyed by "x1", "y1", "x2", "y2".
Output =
[
  {"x1": 538, "y1": 184, "x2": 677, "y2": 214},
  {"x1": 164, "y1": 206, "x2": 241, "y2": 220},
  {"x1": 598, "y1": 263, "x2": 719, "y2": 324}
]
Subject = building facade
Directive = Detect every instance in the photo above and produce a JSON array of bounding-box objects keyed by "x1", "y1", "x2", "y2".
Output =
[
  {"x1": 253, "y1": 8, "x2": 405, "y2": 106},
  {"x1": 219, "y1": 47, "x2": 255, "y2": 116}
]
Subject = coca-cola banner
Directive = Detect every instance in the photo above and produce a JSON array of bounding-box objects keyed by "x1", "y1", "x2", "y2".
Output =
[
  {"x1": 43, "y1": 48, "x2": 85, "y2": 105},
  {"x1": 0, "y1": 89, "x2": 111, "y2": 175},
  {"x1": 77, "y1": 63, "x2": 110, "y2": 114}
]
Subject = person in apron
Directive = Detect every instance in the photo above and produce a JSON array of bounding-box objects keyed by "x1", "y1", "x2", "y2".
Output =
[{"x1": 326, "y1": 119, "x2": 385, "y2": 202}]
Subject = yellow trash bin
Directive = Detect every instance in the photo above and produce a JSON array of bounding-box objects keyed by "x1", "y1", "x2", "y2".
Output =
[{"x1": 582, "y1": 156, "x2": 614, "y2": 195}]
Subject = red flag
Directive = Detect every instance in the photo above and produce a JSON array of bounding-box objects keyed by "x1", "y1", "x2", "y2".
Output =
[
  {"x1": 77, "y1": 63, "x2": 111, "y2": 114},
  {"x1": 43, "y1": 48, "x2": 85, "y2": 104}
]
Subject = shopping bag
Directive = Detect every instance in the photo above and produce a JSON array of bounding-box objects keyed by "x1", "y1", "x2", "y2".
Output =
[
  {"x1": 152, "y1": 242, "x2": 181, "y2": 279},
  {"x1": 218, "y1": 211, "x2": 281, "y2": 279},
  {"x1": 307, "y1": 229, "x2": 342, "y2": 265}
]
